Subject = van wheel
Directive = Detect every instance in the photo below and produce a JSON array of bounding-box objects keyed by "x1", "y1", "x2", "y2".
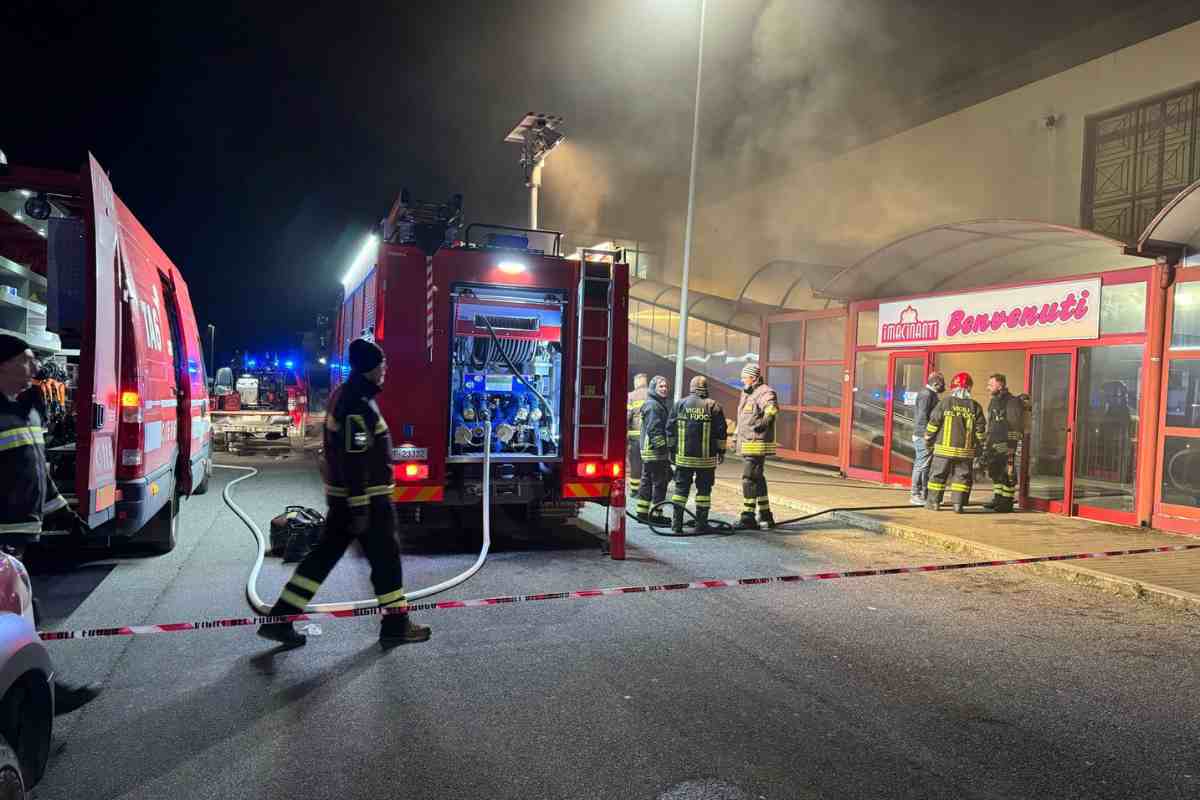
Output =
[
  {"x1": 0, "y1": 676, "x2": 52, "y2": 794},
  {"x1": 0, "y1": 733, "x2": 29, "y2": 800},
  {"x1": 143, "y1": 494, "x2": 178, "y2": 554},
  {"x1": 192, "y1": 462, "x2": 211, "y2": 495}
]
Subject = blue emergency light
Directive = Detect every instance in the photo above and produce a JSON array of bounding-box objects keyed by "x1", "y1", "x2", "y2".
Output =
[{"x1": 285, "y1": 360, "x2": 294, "y2": 369}]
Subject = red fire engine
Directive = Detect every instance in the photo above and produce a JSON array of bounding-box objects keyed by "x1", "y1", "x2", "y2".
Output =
[{"x1": 331, "y1": 193, "x2": 628, "y2": 532}]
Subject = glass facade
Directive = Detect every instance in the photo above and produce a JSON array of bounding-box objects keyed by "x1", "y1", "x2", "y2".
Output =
[
  {"x1": 1099, "y1": 281, "x2": 1146, "y2": 335},
  {"x1": 1171, "y1": 282, "x2": 1200, "y2": 349},
  {"x1": 1072, "y1": 345, "x2": 1142, "y2": 513},
  {"x1": 851, "y1": 351, "x2": 888, "y2": 471},
  {"x1": 627, "y1": 298, "x2": 759, "y2": 390},
  {"x1": 1161, "y1": 435, "x2": 1200, "y2": 508}
]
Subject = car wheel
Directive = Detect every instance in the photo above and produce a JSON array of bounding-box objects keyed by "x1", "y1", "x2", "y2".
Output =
[
  {"x1": 0, "y1": 737, "x2": 26, "y2": 800},
  {"x1": 143, "y1": 494, "x2": 178, "y2": 554}
]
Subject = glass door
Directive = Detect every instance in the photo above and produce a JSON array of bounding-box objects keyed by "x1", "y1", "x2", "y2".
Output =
[
  {"x1": 1023, "y1": 350, "x2": 1076, "y2": 513},
  {"x1": 883, "y1": 352, "x2": 929, "y2": 485},
  {"x1": 1071, "y1": 345, "x2": 1142, "y2": 523}
]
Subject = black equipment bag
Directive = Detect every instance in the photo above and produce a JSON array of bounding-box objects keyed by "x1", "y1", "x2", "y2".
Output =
[{"x1": 269, "y1": 506, "x2": 325, "y2": 562}]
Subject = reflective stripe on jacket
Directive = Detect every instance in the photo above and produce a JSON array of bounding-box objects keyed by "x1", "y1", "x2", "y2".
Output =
[
  {"x1": 667, "y1": 393, "x2": 727, "y2": 469},
  {"x1": 321, "y1": 374, "x2": 395, "y2": 510},
  {"x1": 626, "y1": 387, "x2": 647, "y2": 440},
  {"x1": 736, "y1": 381, "x2": 778, "y2": 456},
  {"x1": 925, "y1": 395, "x2": 987, "y2": 458},
  {"x1": 639, "y1": 393, "x2": 670, "y2": 462},
  {"x1": 0, "y1": 391, "x2": 65, "y2": 534}
]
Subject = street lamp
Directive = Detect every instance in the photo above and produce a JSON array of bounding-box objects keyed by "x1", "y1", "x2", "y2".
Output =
[
  {"x1": 673, "y1": 0, "x2": 706, "y2": 401},
  {"x1": 206, "y1": 323, "x2": 216, "y2": 371},
  {"x1": 505, "y1": 113, "x2": 566, "y2": 229}
]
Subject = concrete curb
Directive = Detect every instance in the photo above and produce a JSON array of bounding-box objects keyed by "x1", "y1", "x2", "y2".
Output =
[{"x1": 713, "y1": 479, "x2": 1200, "y2": 616}]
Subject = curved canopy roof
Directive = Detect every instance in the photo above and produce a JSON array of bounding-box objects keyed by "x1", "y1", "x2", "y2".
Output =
[
  {"x1": 629, "y1": 279, "x2": 769, "y2": 336},
  {"x1": 737, "y1": 260, "x2": 844, "y2": 310},
  {"x1": 1139, "y1": 178, "x2": 1200, "y2": 254},
  {"x1": 819, "y1": 220, "x2": 1154, "y2": 301}
]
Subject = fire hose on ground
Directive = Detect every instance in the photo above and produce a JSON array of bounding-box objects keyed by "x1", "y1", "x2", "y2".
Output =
[{"x1": 214, "y1": 421, "x2": 494, "y2": 615}]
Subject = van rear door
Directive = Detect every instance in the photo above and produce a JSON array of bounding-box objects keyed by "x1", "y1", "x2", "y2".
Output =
[{"x1": 77, "y1": 155, "x2": 120, "y2": 526}]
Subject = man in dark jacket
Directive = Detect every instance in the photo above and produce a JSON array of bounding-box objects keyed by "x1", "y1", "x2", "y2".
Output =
[
  {"x1": 666, "y1": 376, "x2": 727, "y2": 533},
  {"x1": 259, "y1": 338, "x2": 430, "y2": 649},
  {"x1": 635, "y1": 375, "x2": 672, "y2": 525},
  {"x1": 924, "y1": 371, "x2": 987, "y2": 513},
  {"x1": 0, "y1": 334, "x2": 100, "y2": 713},
  {"x1": 625, "y1": 373, "x2": 649, "y2": 500},
  {"x1": 910, "y1": 371, "x2": 945, "y2": 505},
  {"x1": 983, "y1": 373, "x2": 1025, "y2": 513}
]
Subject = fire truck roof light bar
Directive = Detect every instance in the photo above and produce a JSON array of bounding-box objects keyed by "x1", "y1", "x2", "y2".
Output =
[{"x1": 341, "y1": 233, "x2": 379, "y2": 290}]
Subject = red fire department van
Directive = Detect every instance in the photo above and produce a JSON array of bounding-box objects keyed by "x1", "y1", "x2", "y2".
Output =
[
  {"x1": 330, "y1": 194, "x2": 628, "y2": 529},
  {"x1": 0, "y1": 154, "x2": 212, "y2": 553}
]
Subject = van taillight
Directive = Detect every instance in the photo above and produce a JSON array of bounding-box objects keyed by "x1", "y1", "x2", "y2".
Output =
[
  {"x1": 117, "y1": 387, "x2": 145, "y2": 478},
  {"x1": 121, "y1": 391, "x2": 142, "y2": 423}
]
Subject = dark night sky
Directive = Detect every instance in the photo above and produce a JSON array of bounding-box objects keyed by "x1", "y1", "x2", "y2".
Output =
[{"x1": 3, "y1": 0, "x2": 1190, "y2": 362}]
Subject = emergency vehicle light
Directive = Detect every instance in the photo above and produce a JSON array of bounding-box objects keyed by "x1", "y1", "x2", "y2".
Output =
[
  {"x1": 577, "y1": 462, "x2": 598, "y2": 477},
  {"x1": 120, "y1": 391, "x2": 139, "y2": 408},
  {"x1": 284, "y1": 360, "x2": 294, "y2": 369},
  {"x1": 498, "y1": 261, "x2": 526, "y2": 275},
  {"x1": 397, "y1": 463, "x2": 430, "y2": 481}
]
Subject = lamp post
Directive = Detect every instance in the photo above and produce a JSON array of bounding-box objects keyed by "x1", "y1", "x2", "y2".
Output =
[
  {"x1": 206, "y1": 323, "x2": 216, "y2": 372},
  {"x1": 505, "y1": 113, "x2": 566, "y2": 229},
  {"x1": 673, "y1": 0, "x2": 706, "y2": 401}
]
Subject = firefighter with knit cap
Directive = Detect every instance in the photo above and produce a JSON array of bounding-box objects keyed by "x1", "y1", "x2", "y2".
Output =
[
  {"x1": 635, "y1": 375, "x2": 672, "y2": 525},
  {"x1": 924, "y1": 371, "x2": 987, "y2": 513},
  {"x1": 625, "y1": 373, "x2": 649, "y2": 501},
  {"x1": 735, "y1": 363, "x2": 778, "y2": 529},
  {"x1": 982, "y1": 373, "x2": 1025, "y2": 513},
  {"x1": 259, "y1": 338, "x2": 431, "y2": 649},
  {"x1": 666, "y1": 375, "x2": 727, "y2": 533}
]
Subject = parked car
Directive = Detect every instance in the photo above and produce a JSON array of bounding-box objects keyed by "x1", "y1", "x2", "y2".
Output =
[{"x1": 0, "y1": 551, "x2": 53, "y2": 797}]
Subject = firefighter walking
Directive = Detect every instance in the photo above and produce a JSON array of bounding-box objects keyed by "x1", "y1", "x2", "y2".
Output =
[
  {"x1": 259, "y1": 338, "x2": 430, "y2": 649},
  {"x1": 625, "y1": 373, "x2": 649, "y2": 501},
  {"x1": 983, "y1": 373, "x2": 1025, "y2": 513},
  {"x1": 924, "y1": 371, "x2": 987, "y2": 513},
  {"x1": 635, "y1": 375, "x2": 672, "y2": 525},
  {"x1": 735, "y1": 364, "x2": 778, "y2": 530},
  {"x1": 666, "y1": 376, "x2": 727, "y2": 533}
]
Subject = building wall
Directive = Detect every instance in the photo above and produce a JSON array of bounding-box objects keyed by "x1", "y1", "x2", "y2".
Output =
[{"x1": 658, "y1": 20, "x2": 1200, "y2": 307}]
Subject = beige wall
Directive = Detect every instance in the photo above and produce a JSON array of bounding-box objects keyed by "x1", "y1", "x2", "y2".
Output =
[
  {"x1": 661, "y1": 20, "x2": 1200, "y2": 307},
  {"x1": 934, "y1": 351, "x2": 1027, "y2": 411}
]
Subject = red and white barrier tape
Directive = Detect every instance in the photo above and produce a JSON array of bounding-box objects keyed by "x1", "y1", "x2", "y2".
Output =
[{"x1": 39, "y1": 542, "x2": 1200, "y2": 641}]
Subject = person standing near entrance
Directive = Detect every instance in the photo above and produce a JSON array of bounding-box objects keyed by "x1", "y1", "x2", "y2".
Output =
[
  {"x1": 625, "y1": 373, "x2": 649, "y2": 502},
  {"x1": 983, "y1": 373, "x2": 1026, "y2": 513},
  {"x1": 910, "y1": 371, "x2": 945, "y2": 505},
  {"x1": 635, "y1": 375, "x2": 672, "y2": 525},
  {"x1": 736, "y1": 364, "x2": 778, "y2": 530},
  {"x1": 666, "y1": 376, "x2": 727, "y2": 533},
  {"x1": 924, "y1": 371, "x2": 987, "y2": 513}
]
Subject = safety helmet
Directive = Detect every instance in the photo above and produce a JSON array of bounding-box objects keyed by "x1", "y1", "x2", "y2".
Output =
[{"x1": 950, "y1": 371, "x2": 973, "y2": 390}]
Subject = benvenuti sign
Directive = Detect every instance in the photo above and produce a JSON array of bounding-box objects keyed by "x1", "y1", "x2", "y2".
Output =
[{"x1": 877, "y1": 278, "x2": 1102, "y2": 347}]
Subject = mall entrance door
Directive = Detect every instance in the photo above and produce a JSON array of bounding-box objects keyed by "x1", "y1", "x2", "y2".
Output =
[
  {"x1": 1023, "y1": 350, "x2": 1077, "y2": 513},
  {"x1": 882, "y1": 351, "x2": 931, "y2": 485}
]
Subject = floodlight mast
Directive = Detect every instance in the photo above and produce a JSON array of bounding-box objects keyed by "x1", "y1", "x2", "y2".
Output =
[{"x1": 505, "y1": 113, "x2": 565, "y2": 229}]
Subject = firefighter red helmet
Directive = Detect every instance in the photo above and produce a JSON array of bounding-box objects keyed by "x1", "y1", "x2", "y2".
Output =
[{"x1": 950, "y1": 371, "x2": 973, "y2": 390}]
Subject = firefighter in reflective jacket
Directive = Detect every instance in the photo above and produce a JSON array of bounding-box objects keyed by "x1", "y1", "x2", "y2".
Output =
[
  {"x1": 626, "y1": 373, "x2": 649, "y2": 499},
  {"x1": 635, "y1": 375, "x2": 672, "y2": 525},
  {"x1": 259, "y1": 338, "x2": 430, "y2": 649},
  {"x1": 924, "y1": 371, "x2": 987, "y2": 513},
  {"x1": 735, "y1": 364, "x2": 778, "y2": 530},
  {"x1": 666, "y1": 376, "x2": 727, "y2": 533},
  {"x1": 983, "y1": 373, "x2": 1025, "y2": 513}
]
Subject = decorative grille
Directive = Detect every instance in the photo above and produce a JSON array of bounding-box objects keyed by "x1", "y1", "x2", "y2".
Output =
[{"x1": 1083, "y1": 82, "x2": 1200, "y2": 243}]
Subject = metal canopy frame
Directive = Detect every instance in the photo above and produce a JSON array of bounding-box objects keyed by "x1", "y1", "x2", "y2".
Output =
[{"x1": 1138, "y1": 177, "x2": 1200, "y2": 256}]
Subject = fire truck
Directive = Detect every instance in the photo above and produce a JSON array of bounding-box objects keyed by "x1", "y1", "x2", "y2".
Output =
[
  {"x1": 331, "y1": 193, "x2": 628, "y2": 529},
  {"x1": 210, "y1": 359, "x2": 308, "y2": 451}
]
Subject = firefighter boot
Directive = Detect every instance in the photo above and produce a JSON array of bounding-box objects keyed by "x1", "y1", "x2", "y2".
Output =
[
  {"x1": 649, "y1": 510, "x2": 673, "y2": 527},
  {"x1": 671, "y1": 505, "x2": 685, "y2": 534},
  {"x1": 258, "y1": 622, "x2": 307, "y2": 650},
  {"x1": 380, "y1": 614, "x2": 431, "y2": 648},
  {"x1": 758, "y1": 511, "x2": 776, "y2": 530},
  {"x1": 694, "y1": 507, "x2": 711, "y2": 533},
  {"x1": 925, "y1": 492, "x2": 943, "y2": 512}
]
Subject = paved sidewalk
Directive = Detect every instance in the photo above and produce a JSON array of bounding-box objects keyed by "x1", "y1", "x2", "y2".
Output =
[{"x1": 712, "y1": 459, "x2": 1200, "y2": 614}]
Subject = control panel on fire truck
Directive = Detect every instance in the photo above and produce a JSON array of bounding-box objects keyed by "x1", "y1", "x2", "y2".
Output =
[{"x1": 448, "y1": 285, "x2": 565, "y2": 460}]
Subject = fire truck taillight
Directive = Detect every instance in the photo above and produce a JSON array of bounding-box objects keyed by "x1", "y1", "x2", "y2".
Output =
[
  {"x1": 576, "y1": 462, "x2": 599, "y2": 477},
  {"x1": 610, "y1": 462, "x2": 622, "y2": 478},
  {"x1": 577, "y1": 462, "x2": 621, "y2": 478},
  {"x1": 120, "y1": 391, "x2": 142, "y2": 423},
  {"x1": 397, "y1": 463, "x2": 429, "y2": 481}
]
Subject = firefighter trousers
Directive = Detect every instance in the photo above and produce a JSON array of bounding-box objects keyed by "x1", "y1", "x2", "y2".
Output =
[
  {"x1": 671, "y1": 466, "x2": 714, "y2": 511},
  {"x1": 627, "y1": 438, "x2": 644, "y2": 498},
  {"x1": 741, "y1": 455, "x2": 771, "y2": 519},
  {"x1": 636, "y1": 460, "x2": 670, "y2": 516},
  {"x1": 270, "y1": 496, "x2": 408, "y2": 620},
  {"x1": 987, "y1": 447, "x2": 1017, "y2": 511},
  {"x1": 927, "y1": 455, "x2": 974, "y2": 507}
]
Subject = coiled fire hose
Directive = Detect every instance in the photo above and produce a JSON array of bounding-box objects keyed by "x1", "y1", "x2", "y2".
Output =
[{"x1": 216, "y1": 421, "x2": 493, "y2": 614}]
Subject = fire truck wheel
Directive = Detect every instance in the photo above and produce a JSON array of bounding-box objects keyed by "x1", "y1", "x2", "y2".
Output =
[{"x1": 143, "y1": 494, "x2": 178, "y2": 555}]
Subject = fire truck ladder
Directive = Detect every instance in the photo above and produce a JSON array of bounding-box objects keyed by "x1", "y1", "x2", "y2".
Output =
[{"x1": 573, "y1": 254, "x2": 618, "y2": 460}]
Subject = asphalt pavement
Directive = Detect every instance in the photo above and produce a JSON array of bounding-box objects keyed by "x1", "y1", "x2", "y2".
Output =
[{"x1": 27, "y1": 453, "x2": 1200, "y2": 799}]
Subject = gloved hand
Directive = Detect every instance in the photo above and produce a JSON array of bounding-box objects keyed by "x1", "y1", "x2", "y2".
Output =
[
  {"x1": 43, "y1": 507, "x2": 84, "y2": 533},
  {"x1": 717, "y1": 451, "x2": 725, "y2": 464},
  {"x1": 349, "y1": 512, "x2": 369, "y2": 537}
]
